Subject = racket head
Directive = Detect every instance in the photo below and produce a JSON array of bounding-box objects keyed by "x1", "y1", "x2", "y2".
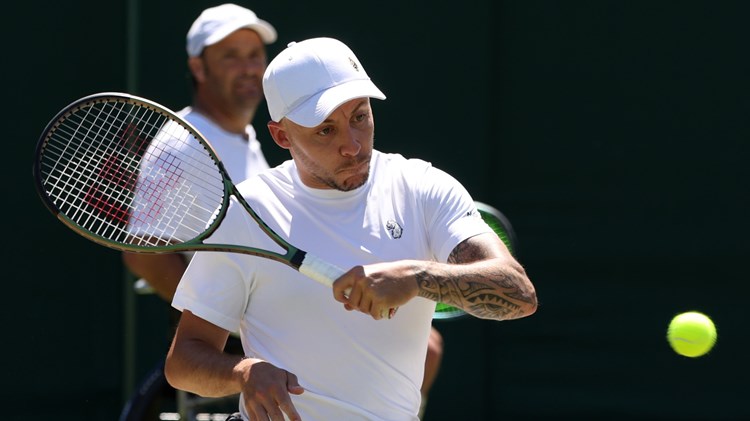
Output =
[
  {"x1": 33, "y1": 92, "x2": 229, "y2": 254},
  {"x1": 432, "y1": 200, "x2": 519, "y2": 320}
]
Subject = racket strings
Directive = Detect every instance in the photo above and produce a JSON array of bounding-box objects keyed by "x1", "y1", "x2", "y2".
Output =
[
  {"x1": 129, "y1": 114, "x2": 225, "y2": 245},
  {"x1": 39, "y1": 98, "x2": 225, "y2": 248},
  {"x1": 42, "y1": 102, "x2": 140, "y2": 238}
]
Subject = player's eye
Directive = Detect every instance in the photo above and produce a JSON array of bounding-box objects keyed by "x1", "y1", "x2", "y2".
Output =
[
  {"x1": 247, "y1": 50, "x2": 266, "y2": 64},
  {"x1": 352, "y1": 112, "x2": 369, "y2": 124}
]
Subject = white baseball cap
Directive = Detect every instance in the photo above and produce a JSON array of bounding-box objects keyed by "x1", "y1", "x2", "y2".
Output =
[
  {"x1": 263, "y1": 37, "x2": 386, "y2": 127},
  {"x1": 186, "y1": 3, "x2": 277, "y2": 57}
]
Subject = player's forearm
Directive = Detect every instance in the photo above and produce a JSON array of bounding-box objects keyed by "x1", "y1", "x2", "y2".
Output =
[
  {"x1": 416, "y1": 258, "x2": 537, "y2": 321},
  {"x1": 165, "y1": 338, "x2": 246, "y2": 398}
]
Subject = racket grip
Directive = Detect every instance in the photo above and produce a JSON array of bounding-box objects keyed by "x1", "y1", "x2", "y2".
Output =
[
  {"x1": 298, "y1": 253, "x2": 346, "y2": 288},
  {"x1": 299, "y1": 252, "x2": 395, "y2": 318}
]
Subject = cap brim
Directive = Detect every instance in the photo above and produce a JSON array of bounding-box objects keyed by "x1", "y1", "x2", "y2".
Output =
[{"x1": 286, "y1": 79, "x2": 386, "y2": 128}]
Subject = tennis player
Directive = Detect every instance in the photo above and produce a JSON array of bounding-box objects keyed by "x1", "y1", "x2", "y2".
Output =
[{"x1": 165, "y1": 37, "x2": 538, "y2": 421}]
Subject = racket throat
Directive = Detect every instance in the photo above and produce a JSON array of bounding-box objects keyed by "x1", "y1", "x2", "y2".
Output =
[{"x1": 288, "y1": 249, "x2": 307, "y2": 269}]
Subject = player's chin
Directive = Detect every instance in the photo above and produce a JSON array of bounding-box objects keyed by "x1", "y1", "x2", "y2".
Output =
[
  {"x1": 233, "y1": 86, "x2": 262, "y2": 104},
  {"x1": 234, "y1": 92, "x2": 262, "y2": 108},
  {"x1": 338, "y1": 173, "x2": 368, "y2": 191}
]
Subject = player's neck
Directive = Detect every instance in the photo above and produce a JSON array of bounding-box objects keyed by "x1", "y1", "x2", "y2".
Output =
[{"x1": 192, "y1": 97, "x2": 255, "y2": 139}]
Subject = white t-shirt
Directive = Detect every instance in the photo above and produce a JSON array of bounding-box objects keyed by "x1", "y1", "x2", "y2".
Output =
[
  {"x1": 173, "y1": 150, "x2": 492, "y2": 421},
  {"x1": 177, "y1": 106, "x2": 270, "y2": 181}
]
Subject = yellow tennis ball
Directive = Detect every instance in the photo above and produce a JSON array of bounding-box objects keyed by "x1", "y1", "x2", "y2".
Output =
[{"x1": 667, "y1": 311, "x2": 717, "y2": 357}]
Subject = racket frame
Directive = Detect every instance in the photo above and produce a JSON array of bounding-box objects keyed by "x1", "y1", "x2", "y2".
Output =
[{"x1": 33, "y1": 92, "x2": 310, "y2": 272}]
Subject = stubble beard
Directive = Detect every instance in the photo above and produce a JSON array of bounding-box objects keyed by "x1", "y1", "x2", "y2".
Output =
[
  {"x1": 293, "y1": 146, "x2": 371, "y2": 192},
  {"x1": 231, "y1": 80, "x2": 262, "y2": 113},
  {"x1": 325, "y1": 170, "x2": 370, "y2": 191}
]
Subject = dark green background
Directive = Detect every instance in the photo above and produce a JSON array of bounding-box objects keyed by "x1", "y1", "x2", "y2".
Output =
[{"x1": 8, "y1": 1, "x2": 748, "y2": 419}]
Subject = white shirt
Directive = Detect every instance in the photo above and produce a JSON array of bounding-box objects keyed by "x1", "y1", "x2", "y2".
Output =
[
  {"x1": 177, "y1": 106, "x2": 270, "y2": 181},
  {"x1": 173, "y1": 150, "x2": 492, "y2": 420}
]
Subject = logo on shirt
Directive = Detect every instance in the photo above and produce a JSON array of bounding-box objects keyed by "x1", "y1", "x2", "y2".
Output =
[
  {"x1": 466, "y1": 209, "x2": 481, "y2": 218},
  {"x1": 386, "y1": 220, "x2": 403, "y2": 239}
]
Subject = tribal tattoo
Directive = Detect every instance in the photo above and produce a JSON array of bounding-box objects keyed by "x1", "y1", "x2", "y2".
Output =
[{"x1": 416, "y1": 236, "x2": 535, "y2": 320}]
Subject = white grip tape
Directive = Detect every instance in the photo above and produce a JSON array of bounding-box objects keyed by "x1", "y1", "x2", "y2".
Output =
[
  {"x1": 299, "y1": 253, "x2": 346, "y2": 288},
  {"x1": 299, "y1": 253, "x2": 394, "y2": 317}
]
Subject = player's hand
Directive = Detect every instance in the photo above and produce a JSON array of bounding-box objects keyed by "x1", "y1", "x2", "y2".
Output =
[
  {"x1": 333, "y1": 261, "x2": 420, "y2": 320},
  {"x1": 238, "y1": 358, "x2": 305, "y2": 421}
]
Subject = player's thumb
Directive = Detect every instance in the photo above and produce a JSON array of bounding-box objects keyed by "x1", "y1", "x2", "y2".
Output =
[{"x1": 286, "y1": 371, "x2": 305, "y2": 395}]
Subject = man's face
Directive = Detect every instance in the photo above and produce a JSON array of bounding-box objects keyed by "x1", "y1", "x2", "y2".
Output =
[
  {"x1": 196, "y1": 29, "x2": 267, "y2": 113},
  {"x1": 270, "y1": 98, "x2": 376, "y2": 191}
]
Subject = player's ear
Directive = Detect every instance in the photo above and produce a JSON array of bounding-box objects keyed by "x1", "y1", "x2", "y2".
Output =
[
  {"x1": 267, "y1": 121, "x2": 291, "y2": 150},
  {"x1": 188, "y1": 57, "x2": 206, "y2": 83}
]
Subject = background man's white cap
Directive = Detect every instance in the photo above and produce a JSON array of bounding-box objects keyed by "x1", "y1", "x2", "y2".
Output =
[
  {"x1": 263, "y1": 37, "x2": 386, "y2": 127},
  {"x1": 186, "y1": 3, "x2": 277, "y2": 57}
]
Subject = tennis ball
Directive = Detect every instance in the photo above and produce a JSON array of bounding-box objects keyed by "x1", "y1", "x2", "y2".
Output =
[{"x1": 667, "y1": 311, "x2": 717, "y2": 358}]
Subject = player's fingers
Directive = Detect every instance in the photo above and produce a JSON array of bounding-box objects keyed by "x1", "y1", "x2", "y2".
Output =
[
  {"x1": 331, "y1": 276, "x2": 353, "y2": 303},
  {"x1": 357, "y1": 294, "x2": 377, "y2": 317},
  {"x1": 376, "y1": 306, "x2": 398, "y2": 320},
  {"x1": 286, "y1": 371, "x2": 305, "y2": 395},
  {"x1": 278, "y1": 398, "x2": 302, "y2": 421},
  {"x1": 245, "y1": 389, "x2": 294, "y2": 421},
  {"x1": 243, "y1": 400, "x2": 269, "y2": 421},
  {"x1": 370, "y1": 301, "x2": 391, "y2": 320},
  {"x1": 344, "y1": 283, "x2": 363, "y2": 309},
  {"x1": 364, "y1": 295, "x2": 392, "y2": 320},
  {"x1": 270, "y1": 371, "x2": 302, "y2": 421},
  {"x1": 266, "y1": 407, "x2": 286, "y2": 421},
  {"x1": 373, "y1": 302, "x2": 397, "y2": 320}
]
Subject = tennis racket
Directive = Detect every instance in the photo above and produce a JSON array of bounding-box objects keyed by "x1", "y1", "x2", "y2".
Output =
[
  {"x1": 432, "y1": 201, "x2": 519, "y2": 320},
  {"x1": 33, "y1": 92, "x2": 352, "y2": 295}
]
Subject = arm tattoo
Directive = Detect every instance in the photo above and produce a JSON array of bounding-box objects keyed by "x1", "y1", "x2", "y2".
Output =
[{"x1": 416, "y1": 238, "x2": 534, "y2": 320}]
